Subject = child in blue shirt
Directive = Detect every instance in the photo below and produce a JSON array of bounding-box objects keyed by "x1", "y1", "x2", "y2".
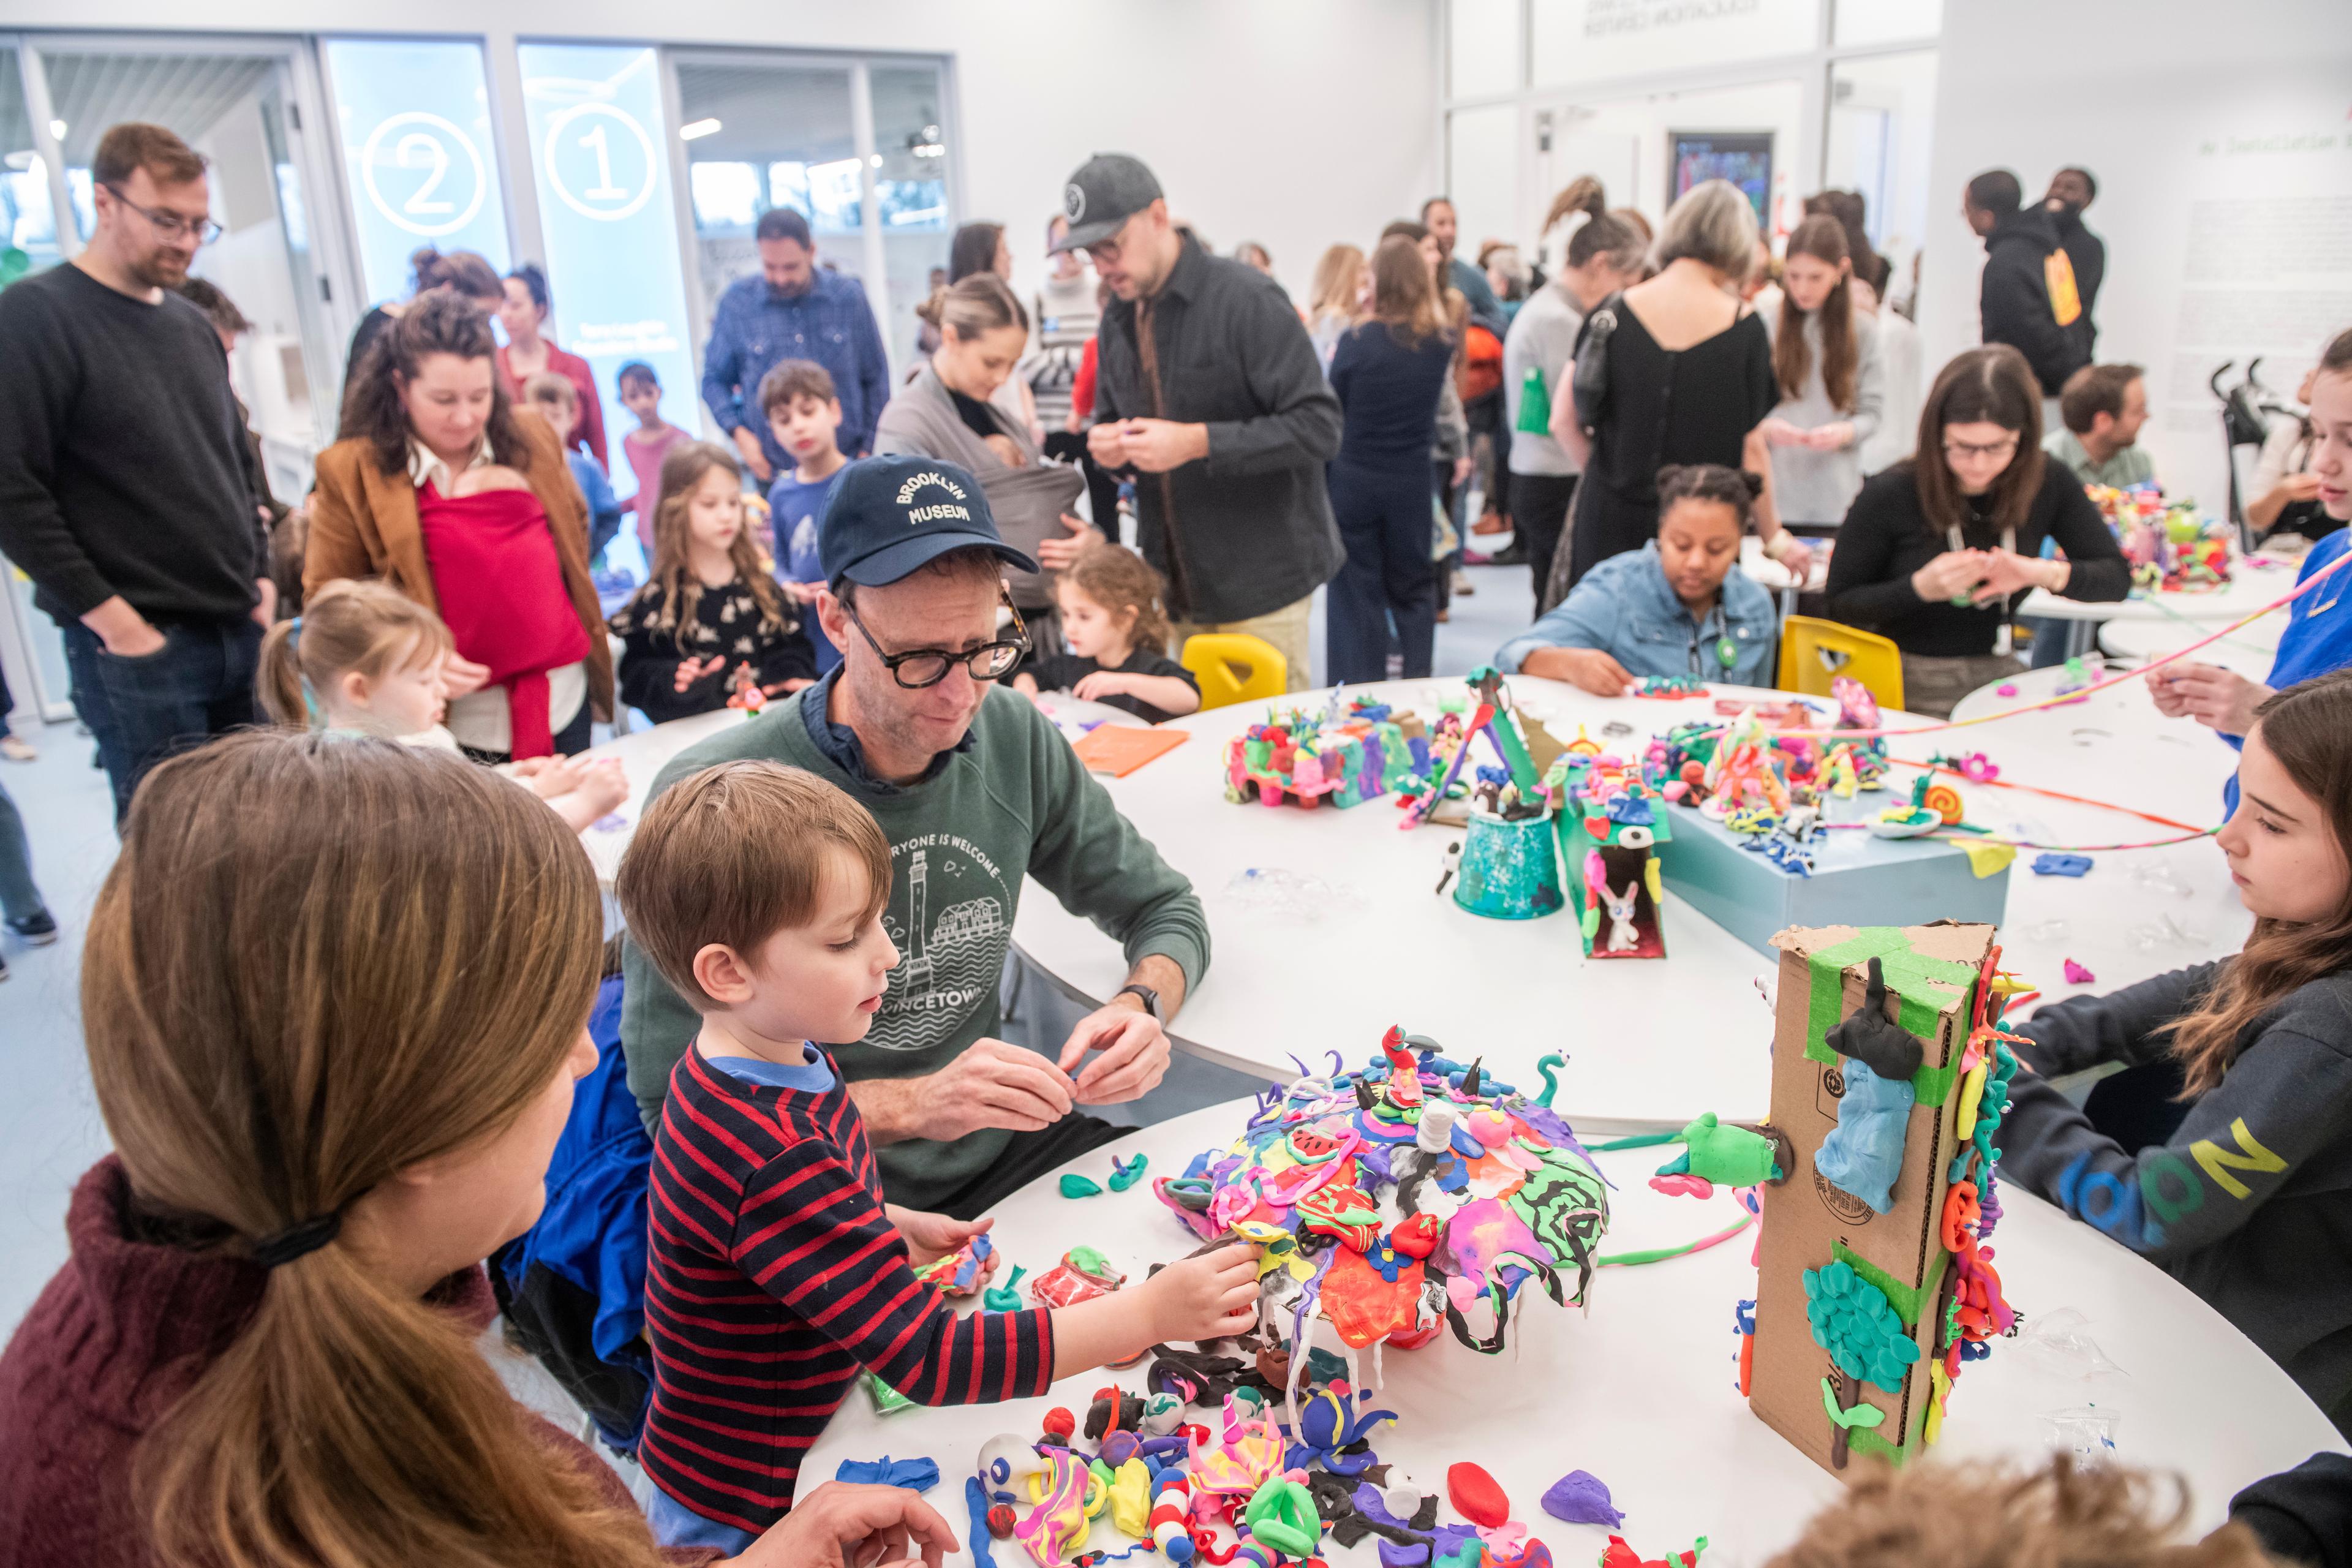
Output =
[
  {"x1": 761, "y1": 360, "x2": 849, "y2": 674},
  {"x1": 1495, "y1": 463, "x2": 1779, "y2": 693},
  {"x1": 522, "y1": 373, "x2": 623, "y2": 567}
]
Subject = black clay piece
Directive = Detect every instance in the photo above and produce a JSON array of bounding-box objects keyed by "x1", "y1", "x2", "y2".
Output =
[{"x1": 1825, "y1": 957, "x2": 1925, "y2": 1080}]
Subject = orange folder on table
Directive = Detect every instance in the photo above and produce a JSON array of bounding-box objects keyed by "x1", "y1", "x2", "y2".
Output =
[{"x1": 1071, "y1": 725, "x2": 1189, "y2": 777}]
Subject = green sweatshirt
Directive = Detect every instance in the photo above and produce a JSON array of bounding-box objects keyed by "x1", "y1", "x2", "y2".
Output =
[{"x1": 620, "y1": 680, "x2": 1209, "y2": 1210}]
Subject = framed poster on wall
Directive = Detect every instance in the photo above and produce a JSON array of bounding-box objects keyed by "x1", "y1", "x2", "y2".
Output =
[{"x1": 1668, "y1": 131, "x2": 1773, "y2": 222}]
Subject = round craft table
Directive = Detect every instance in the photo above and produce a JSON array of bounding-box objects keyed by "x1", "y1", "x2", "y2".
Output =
[
  {"x1": 579, "y1": 694, "x2": 1144, "y2": 888},
  {"x1": 802, "y1": 1102, "x2": 2345, "y2": 1559},
  {"x1": 1014, "y1": 675, "x2": 2257, "y2": 1120},
  {"x1": 2100, "y1": 613, "x2": 2284, "y2": 666},
  {"x1": 1740, "y1": 537, "x2": 1828, "y2": 620},
  {"x1": 2015, "y1": 554, "x2": 2299, "y2": 661},
  {"x1": 1937, "y1": 665, "x2": 2250, "y2": 1012}
]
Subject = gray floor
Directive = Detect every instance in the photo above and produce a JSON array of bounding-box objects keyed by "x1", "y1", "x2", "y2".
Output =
[{"x1": 0, "y1": 552, "x2": 1535, "y2": 1344}]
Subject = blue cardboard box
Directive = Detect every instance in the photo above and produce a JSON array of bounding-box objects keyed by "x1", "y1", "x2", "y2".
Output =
[{"x1": 1656, "y1": 799, "x2": 2010, "y2": 959}]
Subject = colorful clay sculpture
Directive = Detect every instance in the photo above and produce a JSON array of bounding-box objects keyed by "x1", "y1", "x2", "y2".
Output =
[
  {"x1": 1109, "y1": 1153, "x2": 1150, "y2": 1191},
  {"x1": 983, "y1": 1265, "x2": 1028, "y2": 1313},
  {"x1": 1814, "y1": 1059, "x2": 1913, "y2": 1214},
  {"x1": 1655, "y1": 1112, "x2": 1782, "y2": 1188},
  {"x1": 1541, "y1": 1469, "x2": 1624, "y2": 1528},
  {"x1": 1155, "y1": 1027, "x2": 1609, "y2": 1425},
  {"x1": 1600, "y1": 1536, "x2": 1706, "y2": 1568},
  {"x1": 1802, "y1": 1261, "x2": 1921, "y2": 1393},
  {"x1": 1244, "y1": 1476, "x2": 1324, "y2": 1558},
  {"x1": 913, "y1": 1232, "x2": 995, "y2": 1295}
]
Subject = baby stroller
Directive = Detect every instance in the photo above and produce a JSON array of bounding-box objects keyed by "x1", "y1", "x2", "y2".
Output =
[{"x1": 2210, "y1": 358, "x2": 2302, "y2": 549}]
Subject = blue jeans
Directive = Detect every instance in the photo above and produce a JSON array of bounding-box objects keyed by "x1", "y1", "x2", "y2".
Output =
[
  {"x1": 61, "y1": 618, "x2": 263, "y2": 826},
  {"x1": 0, "y1": 780, "x2": 45, "y2": 923}
]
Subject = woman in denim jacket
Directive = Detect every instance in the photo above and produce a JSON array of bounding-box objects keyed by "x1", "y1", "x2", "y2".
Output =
[{"x1": 1494, "y1": 463, "x2": 1777, "y2": 694}]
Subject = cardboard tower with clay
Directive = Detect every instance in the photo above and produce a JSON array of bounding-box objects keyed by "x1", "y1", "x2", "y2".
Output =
[{"x1": 1747, "y1": 921, "x2": 2026, "y2": 1473}]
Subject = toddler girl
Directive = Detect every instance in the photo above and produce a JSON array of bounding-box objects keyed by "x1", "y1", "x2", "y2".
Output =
[
  {"x1": 258, "y1": 578, "x2": 625, "y2": 831},
  {"x1": 608, "y1": 442, "x2": 815, "y2": 725},
  {"x1": 1012, "y1": 547, "x2": 1200, "y2": 723}
]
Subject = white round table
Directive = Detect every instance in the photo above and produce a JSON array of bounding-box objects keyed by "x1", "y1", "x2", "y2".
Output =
[
  {"x1": 2100, "y1": 614, "x2": 2284, "y2": 666},
  {"x1": 579, "y1": 695, "x2": 1144, "y2": 888},
  {"x1": 2015, "y1": 554, "x2": 2301, "y2": 661},
  {"x1": 1015, "y1": 674, "x2": 2255, "y2": 1116},
  {"x1": 802, "y1": 1102, "x2": 2345, "y2": 1559},
  {"x1": 1939, "y1": 665, "x2": 2250, "y2": 1011}
]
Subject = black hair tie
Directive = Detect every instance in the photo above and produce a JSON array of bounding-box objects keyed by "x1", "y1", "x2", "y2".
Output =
[{"x1": 251, "y1": 1211, "x2": 342, "y2": 1269}]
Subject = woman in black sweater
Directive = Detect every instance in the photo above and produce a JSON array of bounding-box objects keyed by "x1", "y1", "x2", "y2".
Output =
[
  {"x1": 1823, "y1": 344, "x2": 2127, "y2": 716},
  {"x1": 1324, "y1": 235, "x2": 1458, "y2": 684}
]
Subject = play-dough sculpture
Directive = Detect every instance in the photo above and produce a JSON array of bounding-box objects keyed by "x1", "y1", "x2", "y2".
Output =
[{"x1": 1156, "y1": 1026, "x2": 1610, "y2": 1427}]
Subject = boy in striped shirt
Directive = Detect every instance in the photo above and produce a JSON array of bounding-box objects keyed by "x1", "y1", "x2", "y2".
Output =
[{"x1": 617, "y1": 760, "x2": 1259, "y2": 1555}]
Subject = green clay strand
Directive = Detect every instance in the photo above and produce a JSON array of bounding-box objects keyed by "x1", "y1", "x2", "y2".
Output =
[
  {"x1": 1535, "y1": 1052, "x2": 1566, "y2": 1107},
  {"x1": 1243, "y1": 1477, "x2": 1322, "y2": 1559},
  {"x1": 1820, "y1": 1378, "x2": 1887, "y2": 1430},
  {"x1": 982, "y1": 1266, "x2": 1025, "y2": 1313},
  {"x1": 1059, "y1": 1174, "x2": 1104, "y2": 1199}
]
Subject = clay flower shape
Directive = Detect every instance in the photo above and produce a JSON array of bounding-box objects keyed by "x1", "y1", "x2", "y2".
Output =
[{"x1": 1803, "y1": 1260, "x2": 1922, "y2": 1392}]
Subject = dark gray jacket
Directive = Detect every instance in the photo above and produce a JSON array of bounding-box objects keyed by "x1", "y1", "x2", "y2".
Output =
[
  {"x1": 2001, "y1": 961, "x2": 2352, "y2": 1428},
  {"x1": 1095, "y1": 237, "x2": 1343, "y2": 624}
]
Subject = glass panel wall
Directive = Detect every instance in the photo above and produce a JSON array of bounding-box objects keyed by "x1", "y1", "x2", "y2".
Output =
[
  {"x1": 1826, "y1": 47, "x2": 1937, "y2": 303},
  {"x1": 321, "y1": 37, "x2": 510, "y2": 316},
  {"x1": 671, "y1": 59, "x2": 859, "y2": 354},
  {"x1": 0, "y1": 47, "x2": 64, "y2": 279},
  {"x1": 867, "y1": 62, "x2": 952, "y2": 371}
]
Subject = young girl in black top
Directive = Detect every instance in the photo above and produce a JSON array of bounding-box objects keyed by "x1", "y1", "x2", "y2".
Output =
[
  {"x1": 1012, "y1": 546, "x2": 1200, "y2": 724},
  {"x1": 1823, "y1": 344, "x2": 2128, "y2": 717},
  {"x1": 608, "y1": 442, "x2": 814, "y2": 724}
]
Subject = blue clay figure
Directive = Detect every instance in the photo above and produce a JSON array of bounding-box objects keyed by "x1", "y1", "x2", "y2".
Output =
[{"x1": 1814, "y1": 1057, "x2": 1913, "y2": 1213}]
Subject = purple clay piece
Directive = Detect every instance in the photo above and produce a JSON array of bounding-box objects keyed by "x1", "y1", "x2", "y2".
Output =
[
  {"x1": 1098, "y1": 1429, "x2": 1140, "y2": 1468},
  {"x1": 1540, "y1": 1469, "x2": 1624, "y2": 1528},
  {"x1": 1379, "y1": 1541, "x2": 1434, "y2": 1568}
]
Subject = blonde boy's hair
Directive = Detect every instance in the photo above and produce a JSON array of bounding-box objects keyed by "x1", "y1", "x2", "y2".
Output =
[
  {"x1": 1765, "y1": 1457, "x2": 2279, "y2": 1568},
  {"x1": 617, "y1": 761, "x2": 891, "y2": 1008}
]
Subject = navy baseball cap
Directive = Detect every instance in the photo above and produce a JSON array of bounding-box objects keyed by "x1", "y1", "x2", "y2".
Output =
[
  {"x1": 1050, "y1": 153, "x2": 1163, "y2": 253},
  {"x1": 818, "y1": 454, "x2": 1039, "y2": 589}
]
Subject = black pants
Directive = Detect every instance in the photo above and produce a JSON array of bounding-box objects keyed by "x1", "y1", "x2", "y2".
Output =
[
  {"x1": 1510, "y1": 470, "x2": 1579, "y2": 622},
  {"x1": 924, "y1": 1113, "x2": 1125, "y2": 1220},
  {"x1": 1044, "y1": 430, "x2": 1123, "y2": 545},
  {"x1": 61, "y1": 617, "x2": 262, "y2": 827},
  {"x1": 1327, "y1": 459, "x2": 1437, "y2": 685}
]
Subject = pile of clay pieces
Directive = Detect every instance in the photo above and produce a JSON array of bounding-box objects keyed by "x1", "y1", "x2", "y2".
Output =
[
  {"x1": 2091, "y1": 484, "x2": 2233, "y2": 594},
  {"x1": 1651, "y1": 680, "x2": 1892, "y2": 875},
  {"x1": 967, "y1": 1382, "x2": 1707, "y2": 1568},
  {"x1": 1154, "y1": 1027, "x2": 1610, "y2": 1412}
]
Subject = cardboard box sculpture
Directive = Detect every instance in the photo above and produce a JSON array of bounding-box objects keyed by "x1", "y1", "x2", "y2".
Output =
[{"x1": 1748, "y1": 921, "x2": 2022, "y2": 1474}]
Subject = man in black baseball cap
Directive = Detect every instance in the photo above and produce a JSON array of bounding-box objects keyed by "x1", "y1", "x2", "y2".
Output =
[
  {"x1": 620, "y1": 450, "x2": 1209, "y2": 1217},
  {"x1": 1043, "y1": 151, "x2": 1341, "y2": 690}
]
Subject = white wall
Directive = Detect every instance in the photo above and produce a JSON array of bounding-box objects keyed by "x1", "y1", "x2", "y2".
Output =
[
  {"x1": 10, "y1": 0, "x2": 1443, "y2": 314},
  {"x1": 1920, "y1": 0, "x2": 2352, "y2": 510}
]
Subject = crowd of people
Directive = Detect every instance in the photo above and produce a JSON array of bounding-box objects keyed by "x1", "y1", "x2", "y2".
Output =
[{"x1": 0, "y1": 116, "x2": 2348, "y2": 1565}]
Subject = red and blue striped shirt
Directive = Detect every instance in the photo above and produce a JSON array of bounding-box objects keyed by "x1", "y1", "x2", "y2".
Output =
[{"x1": 641, "y1": 1043, "x2": 1055, "y2": 1532}]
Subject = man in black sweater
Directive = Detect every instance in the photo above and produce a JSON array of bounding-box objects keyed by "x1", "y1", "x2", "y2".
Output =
[
  {"x1": 1963, "y1": 168, "x2": 2090, "y2": 409},
  {"x1": 1055, "y1": 153, "x2": 1342, "y2": 691},
  {"x1": 0, "y1": 122, "x2": 271, "y2": 823}
]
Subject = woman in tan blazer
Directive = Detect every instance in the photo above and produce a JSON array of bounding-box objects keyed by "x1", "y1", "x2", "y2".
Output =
[{"x1": 308, "y1": 292, "x2": 612, "y2": 759}]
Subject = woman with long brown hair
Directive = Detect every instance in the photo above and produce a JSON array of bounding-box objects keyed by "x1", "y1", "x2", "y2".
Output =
[
  {"x1": 2000, "y1": 671, "x2": 2352, "y2": 1437},
  {"x1": 308, "y1": 290, "x2": 613, "y2": 761},
  {"x1": 0, "y1": 731, "x2": 954, "y2": 1566},
  {"x1": 1759, "y1": 213, "x2": 1883, "y2": 530},
  {"x1": 1324, "y1": 233, "x2": 1458, "y2": 684},
  {"x1": 1822, "y1": 344, "x2": 2127, "y2": 716}
]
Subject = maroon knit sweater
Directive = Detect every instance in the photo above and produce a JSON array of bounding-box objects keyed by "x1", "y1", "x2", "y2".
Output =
[{"x1": 0, "y1": 1158, "x2": 714, "y2": 1567}]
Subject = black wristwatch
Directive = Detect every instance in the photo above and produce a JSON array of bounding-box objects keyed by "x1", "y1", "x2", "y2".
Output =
[{"x1": 1114, "y1": 984, "x2": 1161, "y2": 1019}]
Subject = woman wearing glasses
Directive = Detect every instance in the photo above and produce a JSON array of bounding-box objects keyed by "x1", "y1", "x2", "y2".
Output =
[{"x1": 1824, "y1": 344, "x2": 2128, "y2": 716}]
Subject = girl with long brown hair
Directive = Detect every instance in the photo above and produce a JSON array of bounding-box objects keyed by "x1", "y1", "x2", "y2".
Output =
[
  {"x1": 308, "y1": 290, "x2": 614, "y2": 761},
  {"x1": 1759, "y1": 213, "x2": 1884, "y2": 529},
  {"x1": 606, "y1": 440, "x2": 812, "y2": 725},
  {"x1": 2000, "y1": 670, "x2": 2352, "y2": 1436},
  {"x1": 0, "y1": 731, "x2": 954, "y2": 1566},
  {"x1": 1323, "y1": 233, "x2": 1460, "y2": 684},
  {"x1": 1822, "y1": 344, "x2": 2128, "y2": 716}
]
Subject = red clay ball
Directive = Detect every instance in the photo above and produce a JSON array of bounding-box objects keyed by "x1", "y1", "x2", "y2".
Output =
[
  {"x1": 1042, "y1": 1406, "x2": 1077, "y2": 1439},
  {"x1": 1447, "y1": 1461, "x2": 1510, "y2": 1528}
]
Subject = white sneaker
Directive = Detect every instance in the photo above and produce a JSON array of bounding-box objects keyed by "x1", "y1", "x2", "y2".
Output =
[{"x1": 0, "y1": 734, "x2": 32, "y2": 763}]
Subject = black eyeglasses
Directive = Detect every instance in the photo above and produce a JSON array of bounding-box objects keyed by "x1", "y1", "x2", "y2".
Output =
[
  {"x1": 102, "y1": 183, "x2": 224, "y2": 246},
  {"x1": 843, "y1": 592, "x2": 1030, "y2": 688}
]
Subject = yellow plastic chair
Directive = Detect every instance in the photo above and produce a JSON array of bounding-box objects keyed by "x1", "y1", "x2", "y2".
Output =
[
  {"x1": 1180, "y1": 633, "x2": 1287, "y2": 711},
  {"x1": 1776, "y1": 615, "x2": 1905, "y2": 712}
]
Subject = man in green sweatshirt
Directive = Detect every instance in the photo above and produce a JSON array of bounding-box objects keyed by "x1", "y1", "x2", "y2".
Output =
[{"x1": 620, "y1": 454, "x2": 1209, "y2": 1216}]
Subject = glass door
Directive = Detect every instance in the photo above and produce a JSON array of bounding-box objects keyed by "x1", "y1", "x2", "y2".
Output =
[{"x1": 0, "y1": 40, "x2": 72, "y2": 722}]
